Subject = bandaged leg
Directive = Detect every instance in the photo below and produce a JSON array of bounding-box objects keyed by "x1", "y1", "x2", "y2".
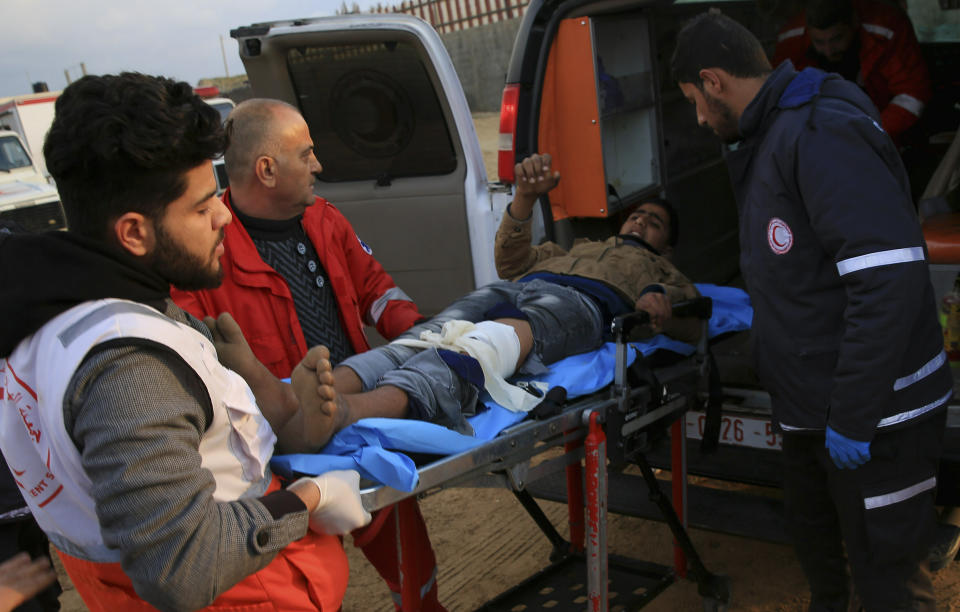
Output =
[
  {"x1": 394, "y1": 319, "x2": 541, "y2": 413},
  {"x1": 460, "y1": 320, "x2": 522, "y2": 379},
  {"x1": 312, "y1": 324, "x2": 521, "y2": 438},
  {"x1": 337, "y1": 280, "x2": 527, "y2": 391}
]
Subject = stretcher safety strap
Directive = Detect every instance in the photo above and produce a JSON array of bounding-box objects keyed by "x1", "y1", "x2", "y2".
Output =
[
  {"x1": 863, "y1": 476, "x2": 936, "y2": 510},
  {"x1": 877, "y1": 388, "x2": 952, "y2": 428},
  {"x1": 369, "y1": 287, "x2": 414, "y2": 324},
  {"x1": 893, "y1": 350, "x2": 946, "y2": 391},
  {"x1": 835, "y1": 247, "x2": 924, "y2": 276}
]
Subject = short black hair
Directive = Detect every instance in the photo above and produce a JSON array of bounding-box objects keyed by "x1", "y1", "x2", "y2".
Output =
[
  {"x1": 807, "y1": 0, "x2": 855, "y2": 30},
  {"x1": 44, "y1": 72, "x2": 225, "y2": 240},
  {"x1": 628, "y1": 196, "x2": 679, "y2": 247},
  {"x1": 671, "y1": 11, "x2": 771, "y2": 88}
]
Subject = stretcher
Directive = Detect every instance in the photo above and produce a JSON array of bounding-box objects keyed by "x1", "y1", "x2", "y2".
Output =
[{"x1": 272, "y1": 284, "x2": 750, "y2": 611}]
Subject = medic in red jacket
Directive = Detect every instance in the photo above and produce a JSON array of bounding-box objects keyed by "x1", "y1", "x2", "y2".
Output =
[
  {"x1": 173, "y1": 188, "x2": 444, "y2": 611},
  {"x1": 173, "y1": 188, "x2": 423, "y2": 379},
  {"x1": 772, "y1": 0, "x2": 931, "y2": 146}
]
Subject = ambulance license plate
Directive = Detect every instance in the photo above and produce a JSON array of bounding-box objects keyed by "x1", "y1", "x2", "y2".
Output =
[{"x1": 685, "y1": 411, "x2": 782, "y2": 450}]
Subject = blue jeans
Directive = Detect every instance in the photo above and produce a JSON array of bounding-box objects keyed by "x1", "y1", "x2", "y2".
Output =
[{"x1": 338, "y1": 279, "x2": 604, "y2": 433}]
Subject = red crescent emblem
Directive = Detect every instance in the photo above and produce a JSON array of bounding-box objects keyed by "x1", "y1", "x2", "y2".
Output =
[{"x1": 767, "y1": 217, "x2": 793, "y2": 254}]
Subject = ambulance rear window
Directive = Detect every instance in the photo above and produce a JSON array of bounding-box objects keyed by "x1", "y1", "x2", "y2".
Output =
[{"x1": 286, "y1": 40, "x2": 457, "y2": 183}]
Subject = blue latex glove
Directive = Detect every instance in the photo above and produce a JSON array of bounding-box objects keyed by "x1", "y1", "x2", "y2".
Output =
[{"x1": 825, "y1": 426, "x2": 871, "y2": 469}]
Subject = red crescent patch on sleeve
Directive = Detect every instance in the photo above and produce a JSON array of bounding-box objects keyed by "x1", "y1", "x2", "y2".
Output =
[{"x1": 767, "y1": 217, "x2": 794, "y2": 254}]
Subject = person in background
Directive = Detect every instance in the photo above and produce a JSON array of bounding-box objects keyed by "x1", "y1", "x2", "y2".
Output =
[
  {"x1": 172, "y1": 98, "x2": 444, "y2": 611},
  {"x1": 772, "y1": 0, "x2": 931, "y2": 146},
  {"x1": 674, "y1": 11, "x2": 951, "y2": 610}
]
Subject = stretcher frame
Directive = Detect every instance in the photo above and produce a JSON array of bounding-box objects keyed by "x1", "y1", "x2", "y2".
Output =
[{"x1": 358, "y1": 298, "x2": 731, "y2": 611}]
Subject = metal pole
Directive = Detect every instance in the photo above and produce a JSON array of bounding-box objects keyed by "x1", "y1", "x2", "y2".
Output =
[
  {"x1": 584, "y1": 411, "x2": 608, "y2": 611},
  {"x1": 565, "y1": 434, "x2": 585, "y2": 553},
  {"x1": 671, "y1": 419, "x2": 688, "y2": 577},
  {"x1": 220, "y1": 35, "x2": 230, "y2": 78}
]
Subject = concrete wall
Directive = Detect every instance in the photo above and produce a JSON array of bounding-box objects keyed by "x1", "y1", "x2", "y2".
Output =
[{"x1": 439, "y1": 18, "x2": 523, "y2": 112}]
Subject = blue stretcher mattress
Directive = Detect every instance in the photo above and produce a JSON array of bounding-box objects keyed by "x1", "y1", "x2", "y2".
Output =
[{"x1": 271, "y1": 284, "x2": 752, "y2": 491}]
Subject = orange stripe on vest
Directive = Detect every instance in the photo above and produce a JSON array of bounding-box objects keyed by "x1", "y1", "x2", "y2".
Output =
[{"x1": 56, "y1": 477, "x2": 348, "y2": 611}]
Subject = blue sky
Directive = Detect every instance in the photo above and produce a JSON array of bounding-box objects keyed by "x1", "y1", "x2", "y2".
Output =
[{"x1": 1, "y1": 0, "x2": 388, "y2": 98}]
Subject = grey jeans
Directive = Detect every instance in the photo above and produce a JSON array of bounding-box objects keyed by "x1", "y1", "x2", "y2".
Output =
[{"x1": 338, "y1": 279, "x2": 605, "y2": 433}]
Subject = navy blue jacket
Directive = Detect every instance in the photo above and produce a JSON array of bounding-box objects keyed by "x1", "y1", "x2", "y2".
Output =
[{"x1": 727, "y1": 61, "x2": 952, "y2": 441}]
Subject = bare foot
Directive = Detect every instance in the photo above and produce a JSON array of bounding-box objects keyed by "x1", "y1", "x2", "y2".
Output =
[
  {"x1": 289, "y1": 346, "x2": 352, "y2": 450},
  {"x1": 289, "y1": 349, "x2": 412, "y2": 449}
]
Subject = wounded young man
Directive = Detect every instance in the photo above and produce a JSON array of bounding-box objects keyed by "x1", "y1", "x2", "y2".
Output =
[{"x1": 216, "y1": 153, "x2": 699, "y2": 447}]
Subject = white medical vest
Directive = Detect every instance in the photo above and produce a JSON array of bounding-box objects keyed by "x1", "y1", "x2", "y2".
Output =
[{"x1": 0, "y1": 299, "x2": 277, "y2": 561}]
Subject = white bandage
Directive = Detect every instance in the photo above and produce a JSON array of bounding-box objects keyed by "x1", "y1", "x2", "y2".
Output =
[
  {"x1": 461, "y1": 320, "x2": 521, "y2": 379},
  {"x1": 394, "y1": 319, "x2": 540, "y2": 413}
]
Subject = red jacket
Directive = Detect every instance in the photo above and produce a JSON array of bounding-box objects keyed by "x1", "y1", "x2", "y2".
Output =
[
  {"x1": 173, "y1": 191, "x2": 443, "y2": 611},
  {"x1": 772, "y1": 0, "x2": 931, "y2": 145},
  {"x1": 172, "y1": 189, "x2": 423, "y2": 378}
]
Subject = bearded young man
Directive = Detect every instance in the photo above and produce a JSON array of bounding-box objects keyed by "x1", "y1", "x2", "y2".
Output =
[
  {"x1": 674, "y1": 11, "x2": 950, "y2": 611},
  {"x1": 0, "y1": 73, "x2": 371, "y2": 612}
]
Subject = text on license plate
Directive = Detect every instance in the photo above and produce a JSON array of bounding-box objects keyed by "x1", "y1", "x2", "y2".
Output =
[{"x1": 685, "y1": 411, "x2": 782, "y2": 450}]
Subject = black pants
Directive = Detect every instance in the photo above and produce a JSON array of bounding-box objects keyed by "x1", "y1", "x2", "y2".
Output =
[
  {"x1": 0, "y1": 517, "x2": 61, "y2": 611},
  {"x1": 782, "y1": 411, "x2": 946, "y2": 612}
]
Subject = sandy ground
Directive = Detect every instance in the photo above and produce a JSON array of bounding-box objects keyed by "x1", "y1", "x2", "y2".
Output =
[
  {"x1": 50, "y1": 482, "x2": 960, "y2": 612},
  {"x1": 339, "y1": 483, "x2": 960, "y2": 611},
  {"x1": 49, "y1": 112, "x2": 960, "y2": 611}
]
